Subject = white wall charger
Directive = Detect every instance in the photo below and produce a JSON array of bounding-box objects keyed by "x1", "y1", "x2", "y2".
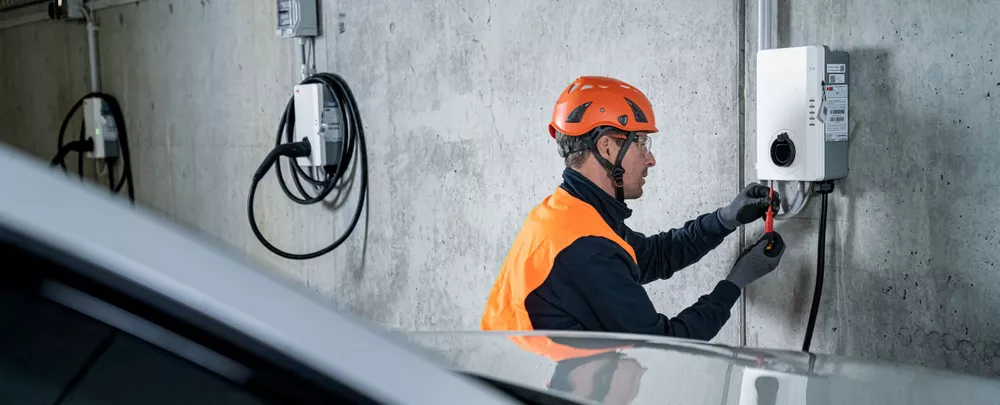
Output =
[
  {"x1": 756, "y1": 45, "x2": 850, "y2": 182},
  {"x1": 293, "y1": 83, "x2": 343, "y2": 168},
  {"x1": 83, "y1": 98, "x2": 119, "y2": 159}
]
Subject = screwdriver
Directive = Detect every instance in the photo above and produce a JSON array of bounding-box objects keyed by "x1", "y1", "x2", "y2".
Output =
[{"x1": 764, "y1": 183, "x2": 775, "y2": 250}]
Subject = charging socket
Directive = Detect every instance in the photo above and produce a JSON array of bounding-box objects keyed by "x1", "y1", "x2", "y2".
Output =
[
  {"x1": 293, "y1": 83, "x2": 343, "y2": 168},
  {"x1": 83, "y1": 98, "x2": 119, "y2": 159}
]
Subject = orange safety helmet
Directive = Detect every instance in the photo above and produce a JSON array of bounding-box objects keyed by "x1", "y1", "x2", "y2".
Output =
[
  {"x1": 547, "y1": 76, "x2": 658, "y2": 202},
  {"x1": 548, "y1": 76, "x2": 658, "y2": 138}
]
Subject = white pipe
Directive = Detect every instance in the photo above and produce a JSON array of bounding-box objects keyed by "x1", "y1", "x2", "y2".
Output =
[
  {"x1": 87, "y1": 18, "x2": 100, "y2": 92},
  {"x1": 758, "y1": 0, "x2": 772, "y2": 51},
  {"x1": 0, "y1": 0, "x2": 148, "y2": 31},
  {"x1": 91, "y1": 0, "x2": 144, "y2": 9}
]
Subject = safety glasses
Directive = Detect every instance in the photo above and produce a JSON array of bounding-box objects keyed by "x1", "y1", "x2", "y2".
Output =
[{"x1": 608, "y1": 132, "x2": 652, "y2": 157}]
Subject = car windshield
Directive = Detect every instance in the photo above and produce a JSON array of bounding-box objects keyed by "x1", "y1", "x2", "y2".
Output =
[
  {"x1": 0, "y1": 229, "x2": 381, "y2": 404},
  {"x1": 0, "y1": 223, "x2": 589, "y2": 405}
]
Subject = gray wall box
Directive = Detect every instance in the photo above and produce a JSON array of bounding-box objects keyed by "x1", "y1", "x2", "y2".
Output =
[{"x1": 276, "y1": 0, "x2": 318, "y2": 38}]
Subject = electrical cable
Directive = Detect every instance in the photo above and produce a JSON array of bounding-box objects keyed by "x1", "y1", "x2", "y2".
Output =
[
  {"x1": 298, "y1": 38, "x2": 308, "y2": 80},
  {"x1": 773, "y1": 180, "x2": 811, "y2": 220},
  {"x1": 247, "y1": 72, "x2": 368, "y2": 260},
  {"x1": 802, "y1": 180, "x2": 834, "y2": 352},
  {"x1": 77, "y1": 120, "x2": 85, "y2": 180},
  {"x1": 106, "y1": 157, "x2": 116, "y2": 194},
  {"x1": 50, "y1": 139, "x2": 93, "y2": 168},
  {"x1": 297, "y1": 37, "x2": 317, "y2": 80},
  {"x1": 50, "y1": 92, "x2": 136, "y2": 204}
]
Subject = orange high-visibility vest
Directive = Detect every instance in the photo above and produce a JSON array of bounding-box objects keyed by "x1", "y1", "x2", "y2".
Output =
[{"x1": 481, "y1": 186, "x2": 637, "y2": 361}]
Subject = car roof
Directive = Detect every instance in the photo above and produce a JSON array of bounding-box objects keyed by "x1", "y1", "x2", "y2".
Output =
[{"x1": 0, "y1": 143, "x2": 516, "y2": 405}]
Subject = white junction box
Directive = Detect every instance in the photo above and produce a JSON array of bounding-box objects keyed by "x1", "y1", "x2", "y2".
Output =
[
  {"x1": 83, "y1": 98, "x2": 119, "y2": 159},
  {"x1": 756, "y1": 45, "x2": 850, "y2": 182},
  {"x1": 61, "y1": 0, "x2": 88, "y2": 20},
  {"x1": 276, "y1": 0, "x2": 319, "y2": 38},
  {"x1": 293, "y1": 83, "x2": 343, "y2": 167}
]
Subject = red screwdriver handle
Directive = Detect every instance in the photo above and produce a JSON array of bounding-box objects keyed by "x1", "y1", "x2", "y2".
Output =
[{"x1": 764, "y1": 185, "x2": 775, "y2": 250}]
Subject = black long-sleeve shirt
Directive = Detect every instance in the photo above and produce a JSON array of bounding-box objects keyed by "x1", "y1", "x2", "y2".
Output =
[{"x1": 524, "y1": 168, "x2": 742, "y2": 341}]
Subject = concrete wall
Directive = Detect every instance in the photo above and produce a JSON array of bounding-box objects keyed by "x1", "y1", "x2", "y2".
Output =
[
  {"x1": 1, "y1": 0, "x2": 998, "y2": 378},
  {"x1": 743, "y1": 0, "x2": 1000, "y2": 377}
]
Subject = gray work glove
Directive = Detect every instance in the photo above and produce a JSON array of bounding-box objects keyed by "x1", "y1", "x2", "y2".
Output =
[
  {"x1": 726, "y1": 232, "x2": 785, "y2": 289},
  {"x1": 719, "y1": 183, "x2": 781, "y2": 230}
]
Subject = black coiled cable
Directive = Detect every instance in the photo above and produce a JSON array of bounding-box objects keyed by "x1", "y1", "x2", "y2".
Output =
[
  {"x1": 247, "y1": 72, "x2": 368, "y2": 260},
  {"x1": 50, "y1": 92, "x2": 136, "y2": 204}
]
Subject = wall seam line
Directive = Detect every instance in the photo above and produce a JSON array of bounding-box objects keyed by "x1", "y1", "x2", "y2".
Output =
[{"x1": 737, "y1": 0, "x2": 749, "y2": 348}]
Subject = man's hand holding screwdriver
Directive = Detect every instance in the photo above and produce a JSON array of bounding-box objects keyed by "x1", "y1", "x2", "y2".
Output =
[{"x1": 720, "y1": 182, "x2": 786, "y2": 289}]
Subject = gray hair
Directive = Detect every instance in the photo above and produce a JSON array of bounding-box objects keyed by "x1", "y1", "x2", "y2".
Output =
[{"x1": 555, "y1": 127, "x2": 626, "y2": 168}]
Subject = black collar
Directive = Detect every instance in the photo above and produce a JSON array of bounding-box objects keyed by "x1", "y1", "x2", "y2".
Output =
[{"x1": 559, "y1": 168, "x2": 632, "y2": 232}]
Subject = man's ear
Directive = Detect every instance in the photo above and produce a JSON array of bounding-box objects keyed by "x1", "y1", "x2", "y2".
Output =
[{"x1": 596, "y1": 136, "x2": 615, "y2": 160}]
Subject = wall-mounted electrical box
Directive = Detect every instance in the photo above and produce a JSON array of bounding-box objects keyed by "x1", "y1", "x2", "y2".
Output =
[
  {"x1": 83, "y1": 98, "x2": 119, "y2": 159},
  {"x1": 757, "y1": 45, "x2": 849, "y2": 182},
  {"x1": 276, "y1": 0, "x2": 318, "y2": 38},
  {"x1": 293, "y1": 83, "x2": 343, "y2": 167},
  {"x1": 45, "y1": 0, "x2": 87, "y2": 20}
]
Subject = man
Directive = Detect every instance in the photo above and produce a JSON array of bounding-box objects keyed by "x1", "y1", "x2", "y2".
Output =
[{"x1": 481, "y1": 76, "x2": 786, "y2": 341}]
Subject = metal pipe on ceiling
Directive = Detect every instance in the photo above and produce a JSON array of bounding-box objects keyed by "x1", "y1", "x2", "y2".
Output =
[{"x1": 0, "y1": 0, "x2": 47, "y2": 13}]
